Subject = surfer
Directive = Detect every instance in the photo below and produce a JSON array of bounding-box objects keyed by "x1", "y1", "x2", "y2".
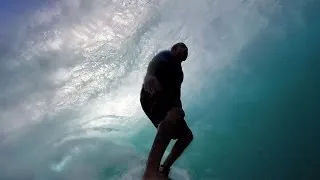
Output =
[{"x1": 140, "y1": 42, "x2": 193, "y2": 180}]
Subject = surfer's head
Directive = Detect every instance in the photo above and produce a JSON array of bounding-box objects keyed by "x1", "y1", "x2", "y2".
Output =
[{"x1": 171, "y1": 42, "x2": 188, "y2": 62}]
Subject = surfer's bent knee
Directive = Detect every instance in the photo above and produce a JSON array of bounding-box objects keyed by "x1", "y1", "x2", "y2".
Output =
[{"x1": 186, "y1": 129, "x2": 193, "y2": 142}]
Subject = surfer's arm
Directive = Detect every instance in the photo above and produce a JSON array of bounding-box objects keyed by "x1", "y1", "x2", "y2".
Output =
[
  {"x1": 144, "y1": 57, "x2": 161, "y2": 82},
  {"x1": 143, "y1": 57, "x2": 164, "y2": 94},
  {"x1": 146, "y1": 55, "x2": 164, "y2": 75}
]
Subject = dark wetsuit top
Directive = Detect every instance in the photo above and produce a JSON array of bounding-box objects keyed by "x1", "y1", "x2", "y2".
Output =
[{"x1": 140, "y1": 50, "x2": 184, "y2": 126}]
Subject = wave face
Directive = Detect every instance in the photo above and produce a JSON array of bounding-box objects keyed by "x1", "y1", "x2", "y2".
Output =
[{"x1": 0, "y1": 0, "x2": 319, "y2": 179}]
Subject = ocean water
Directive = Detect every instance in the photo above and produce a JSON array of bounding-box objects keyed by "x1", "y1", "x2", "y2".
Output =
[{"x1": 0, "y1": 0, "x2": 319, "y2": 180}]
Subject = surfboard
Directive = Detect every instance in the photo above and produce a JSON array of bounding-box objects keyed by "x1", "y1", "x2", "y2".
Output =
[{"x1": 118, "y1": 166, "x2": 191, "y2": 180}]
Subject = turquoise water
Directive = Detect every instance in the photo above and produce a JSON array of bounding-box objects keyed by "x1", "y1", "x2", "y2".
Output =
[{"x1": 0, "y1": 0, "x2": 319, "y2": 180}]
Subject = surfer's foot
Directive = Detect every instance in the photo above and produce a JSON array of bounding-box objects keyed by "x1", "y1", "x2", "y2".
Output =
[{"x1": 159, "y1": 165, "x2": 171, "y2": 177}]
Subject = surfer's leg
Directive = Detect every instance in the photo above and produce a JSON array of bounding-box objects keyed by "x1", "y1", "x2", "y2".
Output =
[
  {"x1": 143, "y1": 119, "x2": 175, "y2": 179},
  {"x1": 161, "y1": 120, "x2": 193, "y2": 170}
]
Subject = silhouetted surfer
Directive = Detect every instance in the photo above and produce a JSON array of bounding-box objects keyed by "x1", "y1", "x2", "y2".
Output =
[{"x1": 140, "y1": 42, "x2": 193, "y2": 180}]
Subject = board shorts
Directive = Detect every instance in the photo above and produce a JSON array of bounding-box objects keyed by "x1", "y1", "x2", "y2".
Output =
[{"x1": 140, "y1": 89, "x2": 191, "y2": 139}]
